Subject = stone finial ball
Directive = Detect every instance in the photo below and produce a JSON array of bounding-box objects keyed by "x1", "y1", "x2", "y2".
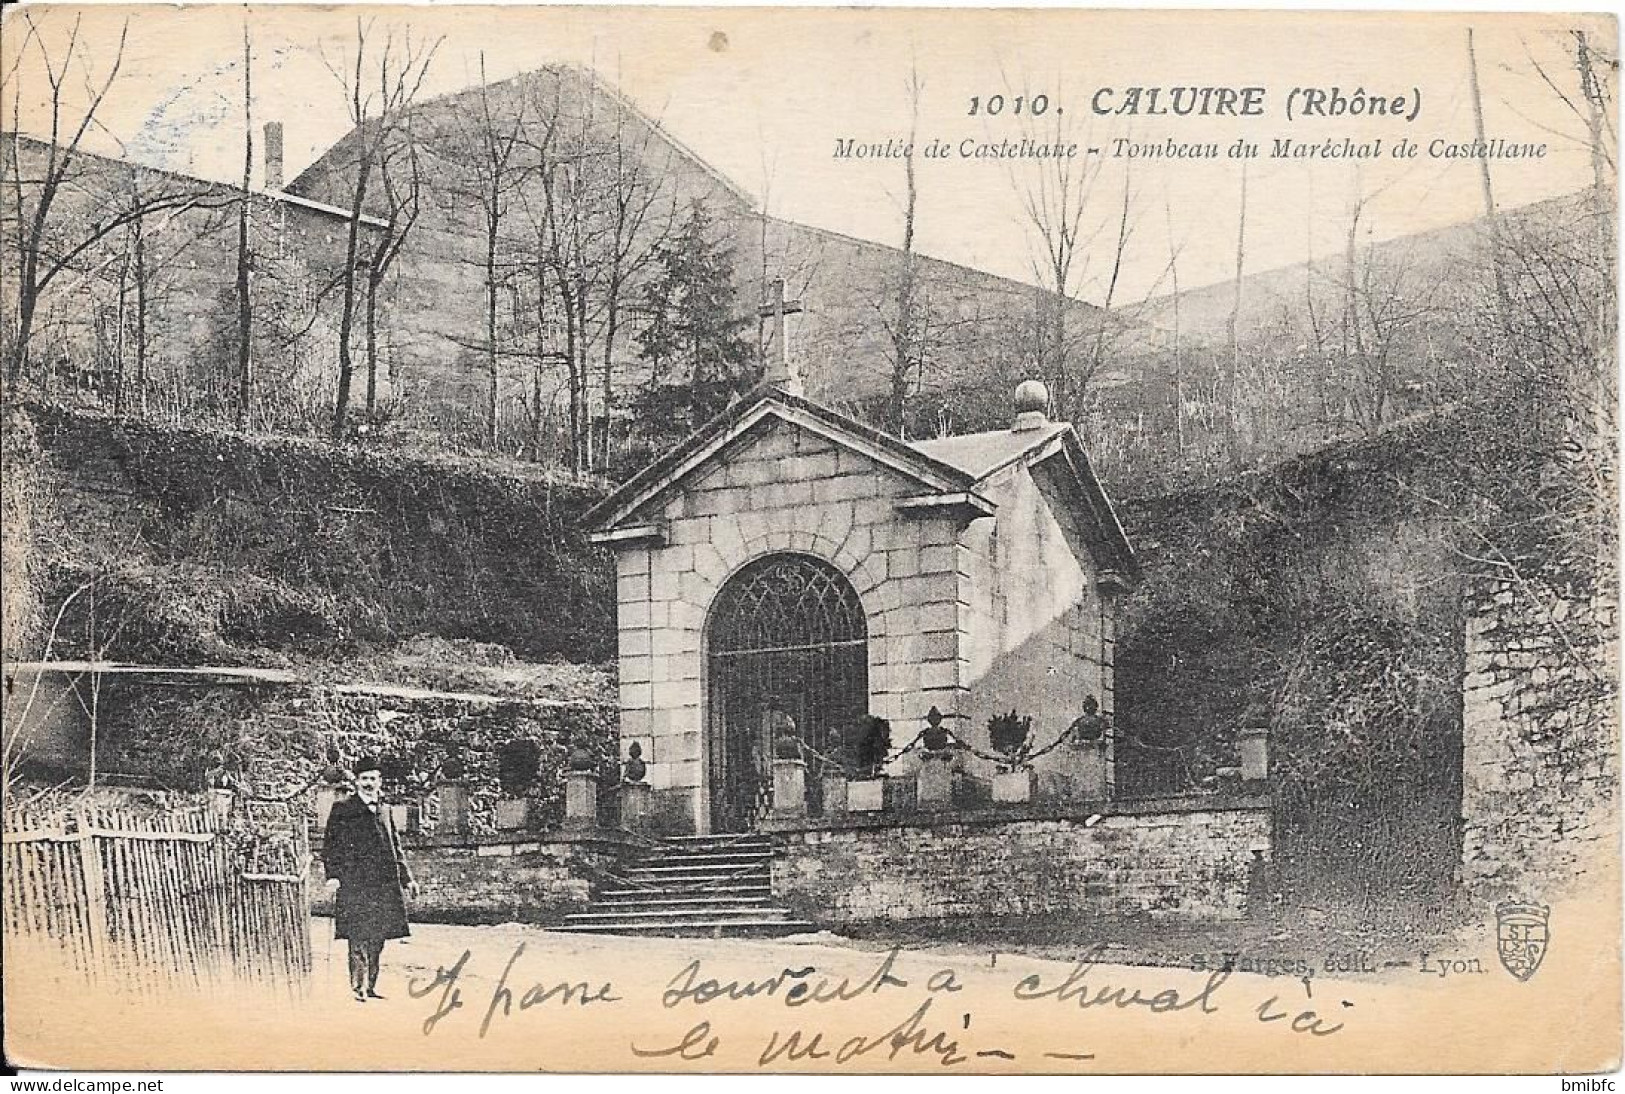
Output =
[{"x1": 1014, "y1": 379, "x2": 1049, "y2": 414}]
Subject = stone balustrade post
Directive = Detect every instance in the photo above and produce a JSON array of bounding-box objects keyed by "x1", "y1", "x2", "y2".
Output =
[
  {"x1": 1076, "y1": 739, "x2": 1110, "y2": 802},
  {"x1": 1238, "y1": 727, "x2": 1269, "y2": 785},
  {"x1": 621, "y1": 781, "x2": 655, "y2": 833},
  {"x1": 436, "y1": 781, "x2": 472, "y2": 836},
  {"x1": 564, "y1": 771, "x2": 599, "y2": 829},
  {"x1": 916, "y1": 754, "x2": 954, "y2": 810},
  {"x1": 772, "y1": 758, "x2": 807, "y2": 818}
]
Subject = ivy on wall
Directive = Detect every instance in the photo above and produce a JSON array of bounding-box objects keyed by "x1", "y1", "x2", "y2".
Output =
[
  {"x1": 1115, "y1": 400, "x2": 1608, "y2": 906},
  {"x1": 22, "y1": 405, "x2": 615, "y2": 665},
  {"x1": 93, "y1": 678, "x2": 618, "y2": 833}
]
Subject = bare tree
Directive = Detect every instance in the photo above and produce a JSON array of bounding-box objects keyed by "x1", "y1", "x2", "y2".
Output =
[
  {"x1": 1, "y1": 16, "x2": 215, "y2": 387},
  {"x1": 1006, "y1": 93, "x2": 1140, "y2": 422},
  {"x1": 1008, "y1": 99, "x2": 1099, "y2": 418},
  {"x1": 1224, "y1": 162, "x2": 1248, "y2": 445},
  {"x1": 431, "y1": 54, "x2": 532, "y2": 449},
  {"x1": 878, "y1": 61, "x2": 925, "y2": 438},
  {"x1": 590, "y1": 77, "x2": 679, "y2": 468},
  {"x1": 233, "y1": 20, "x2": 254, "y2": 427},
  {"x1": 321, "y1": 18, "x2": 440, "y2": 436}
]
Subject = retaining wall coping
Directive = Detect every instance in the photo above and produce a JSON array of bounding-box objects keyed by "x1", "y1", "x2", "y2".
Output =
[
  {"x1": 403, "y1": 828, "x2": 643, "y2": 852},
  {"x1": 761, "y1": 793, "x2": 1271, "y2": 834}
]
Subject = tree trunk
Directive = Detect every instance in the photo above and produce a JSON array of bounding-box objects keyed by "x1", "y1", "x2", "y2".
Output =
[
  {"x1": 365, "y1": 272, "x2": 381, "y2": 413},
  {"x1": 601, "y1": 277, "x2": 620, "y2": 470},
  {"x1": 334, "y1": 166, "x2": 371, "y2": 438},
  {"x1": 134, "y1": 218, "x2": 148, "y2": 416},
  {"x1": 576, "y1": 274, "x2": 590, "y2": 469},
  {"x1": 559, "y1": 266, "x2": 579, "y2": 471},
  {"x1": 235, "y1": 25, "x2": 253, "y2": 429},
  {"x1": 485, "y1": 228, "x2": 499, "y2": 449},
  {"x1": 1226, "y1": 161, "x2": 1248, "y2": 448}
]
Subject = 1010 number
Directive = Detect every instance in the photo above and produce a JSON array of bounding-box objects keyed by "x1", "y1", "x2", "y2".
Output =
[{"x1": 967, "y1": 94, "x2": 1052, "y2": 116}]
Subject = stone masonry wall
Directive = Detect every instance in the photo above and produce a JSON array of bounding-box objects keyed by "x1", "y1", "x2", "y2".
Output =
[
  {"x1": 771, "y1": 800, "x2": 1271, "y2": 926},
  {"x1": 959, "y1": 458, "x2": 1109, "y2": 784},
  {"x1": 312, "y1": 832, "x2": 629, "y2": 926},
  {"x1": 1460, "y1": 575, "x2": 1618, "y2": 902},
  {"x1": 616, "y1": 415, "x2": 966, "y2": 833}
]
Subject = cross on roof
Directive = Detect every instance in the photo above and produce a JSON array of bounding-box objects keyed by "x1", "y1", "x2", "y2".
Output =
[{"x1": 759, "y1": 278, "x2": 803, "y2": 395}]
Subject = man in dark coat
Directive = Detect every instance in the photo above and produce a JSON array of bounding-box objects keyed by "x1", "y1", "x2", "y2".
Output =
[{"x1": 323, "y1": 757, "x2": 415, "y2": 1003}]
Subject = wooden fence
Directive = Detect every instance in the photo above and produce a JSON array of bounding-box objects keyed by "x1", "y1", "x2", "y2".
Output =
[{"x1": 2, "y1": 799, "x2": 312, "y2": 997}]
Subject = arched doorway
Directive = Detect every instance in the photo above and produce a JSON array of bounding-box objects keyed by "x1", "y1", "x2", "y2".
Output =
[{"x1": 705, "y1": 553, "x2": 869, "y2": 832}]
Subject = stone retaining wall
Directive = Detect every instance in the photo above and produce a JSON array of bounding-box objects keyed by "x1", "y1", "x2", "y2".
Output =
[
  {"x1": 1460, "y1": 576, "x2": 1618, "y2": 901},
  {"x1": 311, "y1": 831, "x2": 635, "y2": 926},
  {"x1": 767, "y1": 797, "x2": 1272, "y2": 926}
]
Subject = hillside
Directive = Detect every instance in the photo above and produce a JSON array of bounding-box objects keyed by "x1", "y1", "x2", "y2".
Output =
[
  {"x1": 1127, "y1": 191, "x2": 1587, "y2": 344},
  {"x1": 7, "y1": 404, "x2": 615, "y2": 667},
  {"x1": 287, "y1": 64, "x2": 1090, "y2": 441},
  {"x1": 1114, "y1": 392, "x2": 1609, "y2": 904}
]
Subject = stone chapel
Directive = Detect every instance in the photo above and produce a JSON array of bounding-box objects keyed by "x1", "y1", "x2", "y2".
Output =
[{"x1": 585, "y1": 287, "x2": 1138, "y2": 835}]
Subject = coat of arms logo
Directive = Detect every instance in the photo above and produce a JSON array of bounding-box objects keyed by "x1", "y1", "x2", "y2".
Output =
[{"x1": 1495, "y1": 901, "x2": 1551, "y2": 981}]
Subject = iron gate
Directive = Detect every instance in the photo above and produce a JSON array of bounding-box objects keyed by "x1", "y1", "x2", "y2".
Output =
[{"x1": 706, "y1": 553, "x2": 868, "y2": 832}]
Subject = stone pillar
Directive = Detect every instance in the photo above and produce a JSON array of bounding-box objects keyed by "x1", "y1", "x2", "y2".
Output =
[
  {"x1": 207, "y1": 788, "x2": 235, "y2": 825},
  {"x1": 565, "y1": 771, "x2": 599, "y2": 829},
  {"x1": 314, "y1": 785, "x2": 343, "y2": 830},
  {"x1": 773, "y1": 758, "x2": 807, "y2": 818},
  {"x1": 916, "y1": 755, "x2": 954, "y2": 810},
  {"x1": 1238, "y1": 727, "x2": 1269, "y2": 785},
  {"x1": 821, "y1": 775, "x2": 849, "y2": 815},
  {"x1": 1076, "y1": 740, "x2": 1110, "y2": 802},
  {"x1": 621, "y1": 782, "x2": 655, "y2": 833},
  {"x1": 436, "y1": 781, "x2": 472, "y2": 836}
]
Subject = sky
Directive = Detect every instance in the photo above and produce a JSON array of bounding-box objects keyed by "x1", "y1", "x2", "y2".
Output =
[{"x1": 3, "y1": 4, "x2": 1613, "y2": 302}]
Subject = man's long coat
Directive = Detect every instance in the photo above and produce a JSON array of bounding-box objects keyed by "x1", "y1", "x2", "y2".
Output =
[{"x1": 323, "y1": 796, "x2": 413, "y2": 941}]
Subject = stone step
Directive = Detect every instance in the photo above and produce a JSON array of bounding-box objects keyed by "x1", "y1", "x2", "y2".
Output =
[
  {"x1": 562, "y1": 905, "x2": 805, "y2": 925},
  {"x1": 553, "y1": 918, "x2": 817, "y2": 936},
  {"x1": 620, "y1": 864, "x2": 773, "y2": 884},
  {"x1": 595, "y1": 893, "x2": 775, "y2": 911},
  {"x1": 598, "y1": 884, "x2": 773, "y2": 900},
  {"x1": 632, "y1": 850, "x2": 773, "y2": 867},
  {"x1": 565, "y1": 834, "x2": 804, "y2": 938}
]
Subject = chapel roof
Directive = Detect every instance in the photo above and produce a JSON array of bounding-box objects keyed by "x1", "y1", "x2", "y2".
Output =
[
  {"x1": 909, "y1": 422, "x2": 1072, "y2": 482},
  {"x1": 583, "y1": 381, "x2": 1137, "y2": 580},
  {"x1": 582, "y1": 383, "x2": 981, "y2": 534}
]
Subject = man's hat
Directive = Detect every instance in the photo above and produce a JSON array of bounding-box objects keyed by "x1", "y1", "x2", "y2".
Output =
[{"x1": 353, "y1": 755, "x2": 384, "y2": 776}]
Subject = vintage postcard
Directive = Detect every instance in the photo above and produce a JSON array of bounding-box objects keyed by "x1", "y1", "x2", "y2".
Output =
[{"x1": 1, "y1": 2, "x2": 1618, "y2": 1076}]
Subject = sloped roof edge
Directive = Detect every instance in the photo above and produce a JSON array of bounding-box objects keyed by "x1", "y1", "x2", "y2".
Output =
[
  {"x1": 583, "y1": 385, "x2": 978, "y2": 533},
  {"x1": 1030, "y1": 430, "x2": 1139, "y2": 579}
]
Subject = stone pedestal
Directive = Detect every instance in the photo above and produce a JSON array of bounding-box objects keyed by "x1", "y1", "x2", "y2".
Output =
[
  {"x1": 773, "y1": 759, "x2": 807, "y2": 818},
  {"x1": 314, "y1": 785, "x2": 343, "y2": 831},
  {"x1": 1238, "y1": 727, "x2": 1269, "y2": 784},
  {"x1": 565, "y1": 771, "x2": 599, "y2": 829},
  {"x1": 207, "y1": 789, "x2": 235, "y2": 825},
  {"x1": 387, "y1": 803, "x2": 410, "y2": 834},
  {"x1": 992, "y1": 769, "x2": 1035, "y2": 804},
  {"x1": 848, "y1": 778, "x2": 885, "y2": 812},
  {"x1": 1076, "y1": 740, "x2": 1110, "y2": 802},
  {"x1": 494, "y1": 799, "x2": 532, "y2": 831},
  {"x1": 437, "y1": 781, "x2": 473, "y2": 835},
  {"x1": 821, "y1": 776, "x2": 849, "y2": 815},
  {"x1": 916, "y1": 755, "x2": 954, "y2": 810},
  {"x1": 621, "y1": 782, "x2": 654, "y2": 832}
]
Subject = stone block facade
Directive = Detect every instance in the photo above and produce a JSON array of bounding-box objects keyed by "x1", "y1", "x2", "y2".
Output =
[
  {"x1": 618, "y1": 417, "x2": 969, "y2": 830},
  {"x1": 959, "y1": 460, "x2": 1113, "y2": 784},
  {"x1": 591, "y1": 388, "x2": 1135, "y2": 836},
  {"x1": 768, "y1": 798, "x2": 1271, "y2": 925},
  {"x1": 1460, "y1": 577, "x2": 1619, "y2": 901}
]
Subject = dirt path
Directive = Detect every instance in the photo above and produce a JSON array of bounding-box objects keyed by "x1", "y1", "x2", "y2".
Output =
[{"x1": 8, "y1": 908, "x2": 1614, "y2": 1074}]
